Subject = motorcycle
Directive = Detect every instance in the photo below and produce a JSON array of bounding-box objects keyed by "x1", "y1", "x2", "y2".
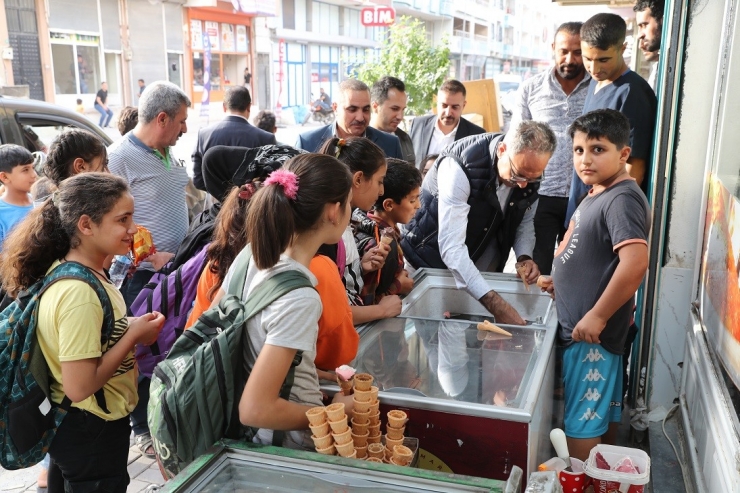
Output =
[{"x1": 302, "y1": 96, "x2": 335, "y2": 125}]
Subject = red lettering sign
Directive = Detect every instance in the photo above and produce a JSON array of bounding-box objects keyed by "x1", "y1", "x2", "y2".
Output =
[{"x1": 360, "y1": 7, "x2": 395, "y2": 27}]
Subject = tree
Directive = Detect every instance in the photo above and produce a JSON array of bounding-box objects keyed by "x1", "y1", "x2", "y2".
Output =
[{"x1": 349, "y1": 16, "x2": 450, "y2": 116}]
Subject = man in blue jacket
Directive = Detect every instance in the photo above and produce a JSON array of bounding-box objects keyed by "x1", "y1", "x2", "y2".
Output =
[{"x1": 295, "y1": 79, "x2": 403, "y2": 158}]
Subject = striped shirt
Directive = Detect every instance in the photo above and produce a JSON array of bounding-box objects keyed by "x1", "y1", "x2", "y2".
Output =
[
  {"x1": 511, "y1": 68, "x2": 591, "y2": 197},
  {"x1": 108, "y1": 134, "x2": 189, "y2": 265}
]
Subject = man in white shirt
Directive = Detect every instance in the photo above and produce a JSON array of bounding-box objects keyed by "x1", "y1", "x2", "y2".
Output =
[
  {"x1": 409, "y1": 79, "x2": 485, "y2": 170},
  {"x1": 402, "y1": 121, "x2": 556, "y2": 325}
]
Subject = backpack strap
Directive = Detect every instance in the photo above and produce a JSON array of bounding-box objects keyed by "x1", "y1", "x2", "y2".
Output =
[
  {"x1": 230, "y1": 258, "x2": 315, "y2": 447},
  {"x1": 38, "y1": 262, "x2": 117, "y2": 414},
  {"x1": 226, "y1": 245, "x2": 254, "y2": 298}
]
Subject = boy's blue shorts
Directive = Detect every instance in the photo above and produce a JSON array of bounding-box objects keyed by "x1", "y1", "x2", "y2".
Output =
[{"x1": 563, "y1": 342, "x2": 622, "y2": 439}]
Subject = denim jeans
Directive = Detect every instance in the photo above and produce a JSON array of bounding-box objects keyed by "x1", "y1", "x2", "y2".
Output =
[
  {"x1": 47, "y1": 411, "x2": 131, "y2": 493},
  {"x1": 94, "y1": 103, "x2": 113, "y2": 127}
]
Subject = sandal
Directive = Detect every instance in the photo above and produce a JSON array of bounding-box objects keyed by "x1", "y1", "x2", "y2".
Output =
[{"x1": 135, "y1": 433, "x2": 156, "y2": 459}]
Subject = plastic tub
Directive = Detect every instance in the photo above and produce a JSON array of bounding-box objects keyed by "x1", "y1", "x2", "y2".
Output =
[{"x1": 583, "y1": 444, "x2": 650, "y2": 493}]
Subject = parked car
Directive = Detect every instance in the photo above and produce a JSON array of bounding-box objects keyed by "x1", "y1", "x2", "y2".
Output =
[{"x1": 0, "y1": 96, "x2": 112, "y2": 153}]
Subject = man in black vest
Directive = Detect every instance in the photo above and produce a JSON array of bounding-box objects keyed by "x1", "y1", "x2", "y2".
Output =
[{"x1": 402, "y1": 121, "x2": 556, "y2": 324}]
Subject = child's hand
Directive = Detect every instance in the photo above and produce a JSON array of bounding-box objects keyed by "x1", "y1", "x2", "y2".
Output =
[
  {"x1": 378, "y1": 294, "x2": 402, "y2": 318},
  {"x1": 375, "y1": 241, "x2": 391, "y2": 261},
  {"x1": 332, "y1": 391, "x2": 355, "y2": 419},
  {"x1": 128, "y1": 311, "x2": 165, "y2": 346},
  {"x1": 571, "y1": 311, "x2": 606, "y2": 344},
  {"x1": 536, "y1": 275, "x2": 555, "y2": 299},
  {"x1": 145, "y1": 252, "x2": 174, "y2": 271},
  {"x1": 398, "y1": 270, "x2": 414, "y2": 295},
  {"x1": 361, "y1": 248, "x2": 385, "y2": 274}
]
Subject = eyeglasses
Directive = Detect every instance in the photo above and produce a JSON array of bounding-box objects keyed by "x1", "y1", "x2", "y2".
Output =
[{"x1": 505, "y1": 154, "x2": 544, "y2": 183}]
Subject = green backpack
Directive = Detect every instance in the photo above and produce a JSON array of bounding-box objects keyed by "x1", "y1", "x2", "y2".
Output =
[{"x1": 147, "y1": 246, "x2": 315, "y2": 478}]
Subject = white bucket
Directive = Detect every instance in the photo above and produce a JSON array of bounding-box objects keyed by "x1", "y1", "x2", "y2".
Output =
[{"x1": 582, "y1": 444, "x2": 650, "y2": 493}]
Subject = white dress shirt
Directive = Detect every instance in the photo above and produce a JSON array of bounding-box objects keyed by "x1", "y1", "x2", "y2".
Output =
[
  {"x1": 436, "y1": 156, "x2": 537, "y2": 300},
  {"x1": 428, "y1": 121, "x2": 458, "y2": 156}
]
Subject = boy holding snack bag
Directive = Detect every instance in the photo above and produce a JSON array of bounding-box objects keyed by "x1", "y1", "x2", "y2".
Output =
[{"x1": 546, "y1": 109, "x2": 650, "y2": 461}]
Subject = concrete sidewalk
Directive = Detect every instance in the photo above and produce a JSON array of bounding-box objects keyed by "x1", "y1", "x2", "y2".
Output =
[{"x1": 0, "y1": 434, "x2": 163, "y2": 493}]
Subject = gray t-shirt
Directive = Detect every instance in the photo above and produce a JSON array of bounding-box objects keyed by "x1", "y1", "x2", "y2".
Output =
[
  {"x1": 552, "y1": 180, "x2": 650, "y2": 354},
  {"x1": 223, "y1": 253, "x2": 322, "y2": 449}
]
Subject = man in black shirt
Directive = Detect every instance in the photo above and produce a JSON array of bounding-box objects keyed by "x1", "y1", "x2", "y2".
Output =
[{"x1": 95, "y1": 82, "x2": 114, "y2": 128}]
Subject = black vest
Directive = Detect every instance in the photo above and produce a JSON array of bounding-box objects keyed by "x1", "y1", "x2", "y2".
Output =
[{"x1": 401, "y1": 133, "x2": 539, "y2": 271}]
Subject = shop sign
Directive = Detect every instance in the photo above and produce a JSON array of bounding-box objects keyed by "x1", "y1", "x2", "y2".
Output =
[
  {"x1": 205, "y1": 21, "x2": 220, "y2": 51},
  {"x1": 360, "y1": 6, "x2": 395, "y2": 27},
  {"x1": 190, "y1": 20, "x2": 203, "y2": 51},
  {"x1": 221, "y1": 23, "x2": 235, "y2": 52},
  {"x1": 236, "y1": 25, "x2": 249, "y2": 53}
]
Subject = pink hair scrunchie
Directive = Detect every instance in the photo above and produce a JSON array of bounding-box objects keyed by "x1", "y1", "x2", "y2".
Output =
[{"x1": 263, "y1": 169, "x2": 299, "y2": 200}]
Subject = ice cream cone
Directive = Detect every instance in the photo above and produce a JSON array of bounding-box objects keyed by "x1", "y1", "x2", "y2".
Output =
[
  {"x1": 355, "y1": 444, "x2": 368, "y2": 459},
  {"x1": 368, "y1": 422, "x2": 381, "y2": 437},
  {"x1": 387, "y1": 410, "x2": 407, "y2": 428},
  {"x1": 389, "y1": 456, "x2": 408, "y2": 466},
  {"x1": 384, "y1": 446, "x2": 394, "y2": 461},
  {"x1": 309, "y1": 421, "x2": 330, "y2": 437},
  {"x1": 316, "y1": 444, "x2": 336, "y2": 455},
  {"x1": 385, "y1": 434, "x2": 404, "y2": 450},
  {"x1": 351, "y1": 418, "x2": 369, "y2": 435},
  {"x1": 332, "y1": 428, "x2": 352, "y2": 445},
  {"x1": 352, "y1": 430, "x2": 369, "y2": 447},
  {"x1": 335, "y1": 440, "x2": 355, "y2": 457},
  {"x1": 325, "y1": 403, "x2": 345, "y2": 421},
  {"x1": 353, "y1": 409, "x2": 370, "y2": 424},
  {"x1": 306, "y1": 406, "x2": 327, "y2": 426},
  {"x1": 366, "y1": 457, "x2": 383, "y2": 463},
  {"x1": 354, "y1": 373, "x2": 373, "y2": 391},
  {"x1": 393, "y1": 445, "x2": 413, "y2": 465},
  {"x1": 328, "y1": 415, "x2": 348, "y2": 434},
  {"x1": 369, "y1": 411, "x2": 381, "y2": 425},
  {"x1": 366, "y1": 433, "x2": 381, "y2": 444},
  {"x1": 337, "y1": 377, "x2": 354, "y2": 396},
  {"x1": 367, "y1": 442, "x2": 385, "y2": 459},
  {"x1": 369, "y1": 386, "x2": 379, "y2": 402},
  {"x1": 354, "y1": 388, "x2": 372, "y2": 402},
  {"x1": 353, "y1": 397, "x2": 371, "y2": 413},
  {"x1": 386, "y1": 426, "x2": 405, "y2": 440},
  {"x1": 311, "y1": 433, "x2": 333, "y2": 449}
]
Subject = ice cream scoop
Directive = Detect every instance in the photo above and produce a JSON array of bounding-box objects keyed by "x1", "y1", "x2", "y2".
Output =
[{"x1": 550, "y1": 428, "x2": 573, "y2": 472}]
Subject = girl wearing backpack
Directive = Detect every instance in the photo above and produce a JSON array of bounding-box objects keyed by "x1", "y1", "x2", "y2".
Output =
[
  {"x1": 209, "y1": 153, "x2": 355, "y2": 449},
  {"x1": 318, "y1": 137, "x2": 402, "y2": 325},
  {"x1": 0, "y1": 173, "x2": 164, "y2": 493}
]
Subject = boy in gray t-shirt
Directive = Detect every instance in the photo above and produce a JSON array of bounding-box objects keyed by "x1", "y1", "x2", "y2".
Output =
[{"x1": 546, "y1": 109, "x2": 650, "y2": 461}]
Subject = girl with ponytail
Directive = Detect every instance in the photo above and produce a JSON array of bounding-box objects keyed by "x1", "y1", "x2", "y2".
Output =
[{"x1": 208, "y1": 153, "x2": 355, "y2": 449}]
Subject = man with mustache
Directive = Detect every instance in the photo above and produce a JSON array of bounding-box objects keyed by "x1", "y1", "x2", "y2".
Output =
[
  {"x1": 295, "y1": 79, "x2": 403, "y2": 158},
  {"x1": 634, "y1": 0, "x2": 664, "y2": 91},
  {"x1": 408, "y1": 79, "x2": 485, "y2": 171},
  {"x1": 370, "y1": 76, "x2": 415, "y2": 165},
  {"x1": 510, "y1": 22, "x2": 591, "y2": 275}
]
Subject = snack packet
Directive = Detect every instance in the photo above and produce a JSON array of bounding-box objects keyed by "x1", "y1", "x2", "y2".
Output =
[{"x1": 131, "y1": 224, "x2": 157, "y2": 266}]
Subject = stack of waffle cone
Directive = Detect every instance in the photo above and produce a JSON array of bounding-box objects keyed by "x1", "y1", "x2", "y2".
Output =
[
  {"x1": 351, "y1": 373, "x2": 382, "y2": 459},
  {"x1": 383, "y1": 410, "x2": 410, "y2": 465}
]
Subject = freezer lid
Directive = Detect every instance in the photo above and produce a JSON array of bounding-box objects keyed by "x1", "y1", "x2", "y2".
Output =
[
  {"x1": 163, "y1": 441, "x2": 509, "y2": 492},
  {"x1": 347, "y1": 316, "x2": 553, "y2": 419}
]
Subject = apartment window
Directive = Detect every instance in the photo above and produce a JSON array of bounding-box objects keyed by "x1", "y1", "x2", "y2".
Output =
[
  {"x1": 312, "y1": 2, "x2": 339, "y2": 36},
  {"x1": 283, "y1": 0, "x2": 295, "y2": 29}
]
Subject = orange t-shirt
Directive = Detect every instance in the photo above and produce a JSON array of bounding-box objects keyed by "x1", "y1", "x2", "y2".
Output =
[
  {"x1": 186, "y1": 256, "x2": 358, "y2": 371},
  {"x1": 185, "y1": 261, "x2": 219, "y2": 329},
  {"x1": 311, "y1": 255, "x2": 358, "y2": 370}
]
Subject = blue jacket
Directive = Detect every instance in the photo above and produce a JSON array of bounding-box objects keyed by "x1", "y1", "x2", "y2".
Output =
[{"x1": 295, "y1": 124, "x2": 403, "y2": 159}]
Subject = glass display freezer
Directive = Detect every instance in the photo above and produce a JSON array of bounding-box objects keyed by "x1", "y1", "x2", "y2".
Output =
[
  {"x1": 322, "y1": 269, "x2": 557, "y2": 485},
  {"x1": 159, "y1": 440, "x2": 522, "y2": 492}
]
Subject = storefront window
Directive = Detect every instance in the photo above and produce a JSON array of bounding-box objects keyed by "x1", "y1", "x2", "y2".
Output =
[
  {"x1": 211, "y1": 57, "x2": 222, "y2": 91},
  {"x1": 50, "y1": 32, "x2": 101, "y2": 95}
]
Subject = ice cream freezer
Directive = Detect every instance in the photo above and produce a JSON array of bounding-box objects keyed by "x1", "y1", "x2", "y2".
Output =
[
  {"x1": 158, "y1": 440, "x2": 522, "y2": 492},
  {"x1": 322, "y1": 269, "x2": 557, "y2": 486}
]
